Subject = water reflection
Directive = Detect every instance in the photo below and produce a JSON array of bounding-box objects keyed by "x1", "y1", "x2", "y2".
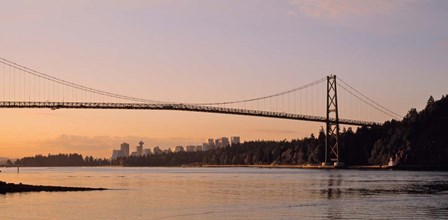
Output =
[
  {"x1": 323, "y1": 174, "x2": 342, "y2": 199},
  {"x1": 343, "y1": 181, "x2": 448, "y2": 196},
  {"x1": 323, "y1": 174, "x2": 343, "y2": 219},
  {"x1": 0, "y1": 167, "x2": 447, "y2": 219}
]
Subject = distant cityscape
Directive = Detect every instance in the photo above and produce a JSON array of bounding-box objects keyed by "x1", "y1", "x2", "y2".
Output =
[{"x1": 111, "y1": 136, "x2": 241, "y2": 160}]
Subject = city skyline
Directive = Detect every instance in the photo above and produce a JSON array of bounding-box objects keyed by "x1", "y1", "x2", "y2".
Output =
[
  {"x1": 1, "y1": 0, "x2": 448, "y2": 158},
  {"x1": 110, "y1": 136, "x2": 241, "y2": 159}
]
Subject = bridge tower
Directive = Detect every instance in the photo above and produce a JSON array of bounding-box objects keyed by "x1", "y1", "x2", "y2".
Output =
[{"x1": 324, "y1": 75, "x2": 343, "y2": 167}]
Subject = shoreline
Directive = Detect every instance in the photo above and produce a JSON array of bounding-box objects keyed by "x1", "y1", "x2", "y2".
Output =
[
  {"x1": 3, "y1": 164, "x2": 448, "y2": 171},
  {"x1": 197, "y1": 164, "x2": 448, "y2": 171},
  {"x1": 191, "y1": 164, "x2": 389, "y2": 170}
]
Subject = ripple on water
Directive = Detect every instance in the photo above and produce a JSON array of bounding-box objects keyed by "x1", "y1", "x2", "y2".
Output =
[{"x1": 1, "y1": 167, "x2": 447, "y2": 219}]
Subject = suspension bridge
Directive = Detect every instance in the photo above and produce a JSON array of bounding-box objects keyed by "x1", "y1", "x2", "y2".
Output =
[{"x1": 0, "y1": 58, "x2": 401, "y2": 166}]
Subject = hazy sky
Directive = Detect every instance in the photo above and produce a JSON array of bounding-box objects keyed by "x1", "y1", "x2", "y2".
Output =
[{"x1": 1, "y1": 0, "x2": 447, "y2": 158}]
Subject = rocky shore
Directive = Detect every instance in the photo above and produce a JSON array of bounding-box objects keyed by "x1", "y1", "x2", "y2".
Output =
[{"x1": 0, "y1": 181, "x2": 107, "y2": 194}]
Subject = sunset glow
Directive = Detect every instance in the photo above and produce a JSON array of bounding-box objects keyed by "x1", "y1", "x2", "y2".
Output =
[{"x1": 1, "y1": 0, "x2": 447, "y2": 158}]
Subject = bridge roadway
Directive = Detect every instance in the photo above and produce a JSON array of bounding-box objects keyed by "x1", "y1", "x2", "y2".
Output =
[{"x1": 0, "y1": 101, "x2": 381, "y2": 126}]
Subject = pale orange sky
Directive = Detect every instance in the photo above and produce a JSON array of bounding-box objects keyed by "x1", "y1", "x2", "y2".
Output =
[{"x1": 1, "y1": 0, "x2": 447, "y2": 158}]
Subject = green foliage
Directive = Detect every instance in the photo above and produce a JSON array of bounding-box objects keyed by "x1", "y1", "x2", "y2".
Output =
[
  {"x1": 16, "y1": 153, "x2": 109, "y2": 166},
  {"x1": 366, "y1": 95, "x2": 448, "y2": 165},
  {"x1": 6, "y1": 159, "x2": 13, "y2": 166}
]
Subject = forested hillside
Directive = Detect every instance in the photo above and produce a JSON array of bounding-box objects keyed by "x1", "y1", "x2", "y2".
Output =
[{"x1": 119, "y1": 95, "x2": 448, "y2": 167}]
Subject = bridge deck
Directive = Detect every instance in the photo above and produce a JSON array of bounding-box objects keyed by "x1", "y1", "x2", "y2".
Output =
[{"x1": 0, "y1": 101, "x2": 381, "y2": 126}]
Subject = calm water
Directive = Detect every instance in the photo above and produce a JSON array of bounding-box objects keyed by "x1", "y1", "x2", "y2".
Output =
[{"x1": 1, "y1": 167, "x2": 448, "y2": 219}]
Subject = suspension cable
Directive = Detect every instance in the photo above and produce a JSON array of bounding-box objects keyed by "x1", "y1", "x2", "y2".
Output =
[
  {"x1": 338, "y1": 83, "x2": 400, "y2": 120},
  {"x1": 0, "y1": 58, "x2": 168, "y2": 104},
  {"x1": 338, "y1": 77, "x2": 402, "y2": 119},
  {"x1": 192, "y1": 77, "x2": 326, "y2": 105}
]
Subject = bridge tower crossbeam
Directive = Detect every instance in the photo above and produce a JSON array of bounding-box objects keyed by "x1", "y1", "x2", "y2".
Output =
[{"x1": 324, "y1": 75, "x2": 342, "y2": 166}]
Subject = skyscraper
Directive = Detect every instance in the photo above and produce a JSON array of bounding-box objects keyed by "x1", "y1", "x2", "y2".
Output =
[
  {"x1": 121, "y1": 142, "x2": 130, "y2": 157},
  {"x1": 207, "y1": 139, "x2": 215, "y2": 150},
  {"x1": 143, "y1": 149, "x2": 152, "y2": 156},
  {"x1": 153, "y1": 146, "x2": 163, "y2": 155},
  {"x1": 221, "y1": 137, "x2": 230, "y2": 148},
  {"x1": 215, "y1": 139, "x2": 222, "y2": 148},
  {"x1": 186, "y1": 145, "x2": 196, "y2": 152},
  {"x1": 231, "y1": 136, "x2": 240, "y2": 146},
  {"x1": 202, "y1": 143, "x2": 209, "y2": 151},
  {"x1": 174, "y1": 146, "x2": 184, "y2": 153},
  {"x1": 136, "y1": 141, "x2": 144, "y2": 156},
  {"x1": 111, "y1": 149, "x2": 125, "y2": 160}
]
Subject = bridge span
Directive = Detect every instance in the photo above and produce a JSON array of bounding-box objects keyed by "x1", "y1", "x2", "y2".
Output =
[{"x1": 0, "y1": 101, "x2": 380, "y2": 127}]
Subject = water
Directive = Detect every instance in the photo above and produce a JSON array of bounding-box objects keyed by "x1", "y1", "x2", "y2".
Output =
[{"x1": 1, "y1": 167, "x2": 447, "y2": 219}]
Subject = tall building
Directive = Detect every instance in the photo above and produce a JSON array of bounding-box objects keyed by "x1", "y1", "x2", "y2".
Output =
[
  {"x1": 136, "y1": 141, "x2": 144, "y2": 156},
  {"x1": 174, "y1": 146, "x2": 184, "y2": 153},
  {"x1": 120, "y1": 142, "x2": 130, "y2": 157},
  {"x1": 231, "y1": 136, "x2": 240, "y2": 146},
  {"x1": 202, "y1": 143, "x2": 209, "y2": 151},
  {"x1": 186, "y1": 145, "x2": 196, "y2": 152},
  {"x1": 221, "y1": 137, "x2": 230, "y2": 148},
  {"x1": 153, "y1": 146, "x2": 163, "y2": 155},
  {"x1": 215, "y1": 139, "x2": 222, "y2": 149},
  {"x1": 111, "y1": 149, "x2": 125, "y2": 160},
  {"x1": 196, "y1": 145, "x2": 202, "y2": 151},
  {"x1": 207, "y1": 139, "x2": 215, "y2": 150},
  {"x1": 143, "y1": 149, "x2": 152, "y2": 156}
]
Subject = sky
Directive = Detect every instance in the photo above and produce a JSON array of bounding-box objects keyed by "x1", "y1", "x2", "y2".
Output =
[{"x1": 0, "y1": 0, "x2": 447, "y2": 158}]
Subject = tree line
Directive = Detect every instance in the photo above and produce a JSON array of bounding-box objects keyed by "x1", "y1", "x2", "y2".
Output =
[{"x1": 9, "y1": 153, "x2": 110, "y2": 167}]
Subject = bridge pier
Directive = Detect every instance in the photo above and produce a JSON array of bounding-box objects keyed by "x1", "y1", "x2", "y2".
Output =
[{"x1": 321, "y1": 162, "x2": 345, "y2": 168}]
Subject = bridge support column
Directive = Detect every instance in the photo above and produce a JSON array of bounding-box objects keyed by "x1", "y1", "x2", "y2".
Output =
[{"x1": 324, "y1": 75, "x2": 343, "y2": 167}]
